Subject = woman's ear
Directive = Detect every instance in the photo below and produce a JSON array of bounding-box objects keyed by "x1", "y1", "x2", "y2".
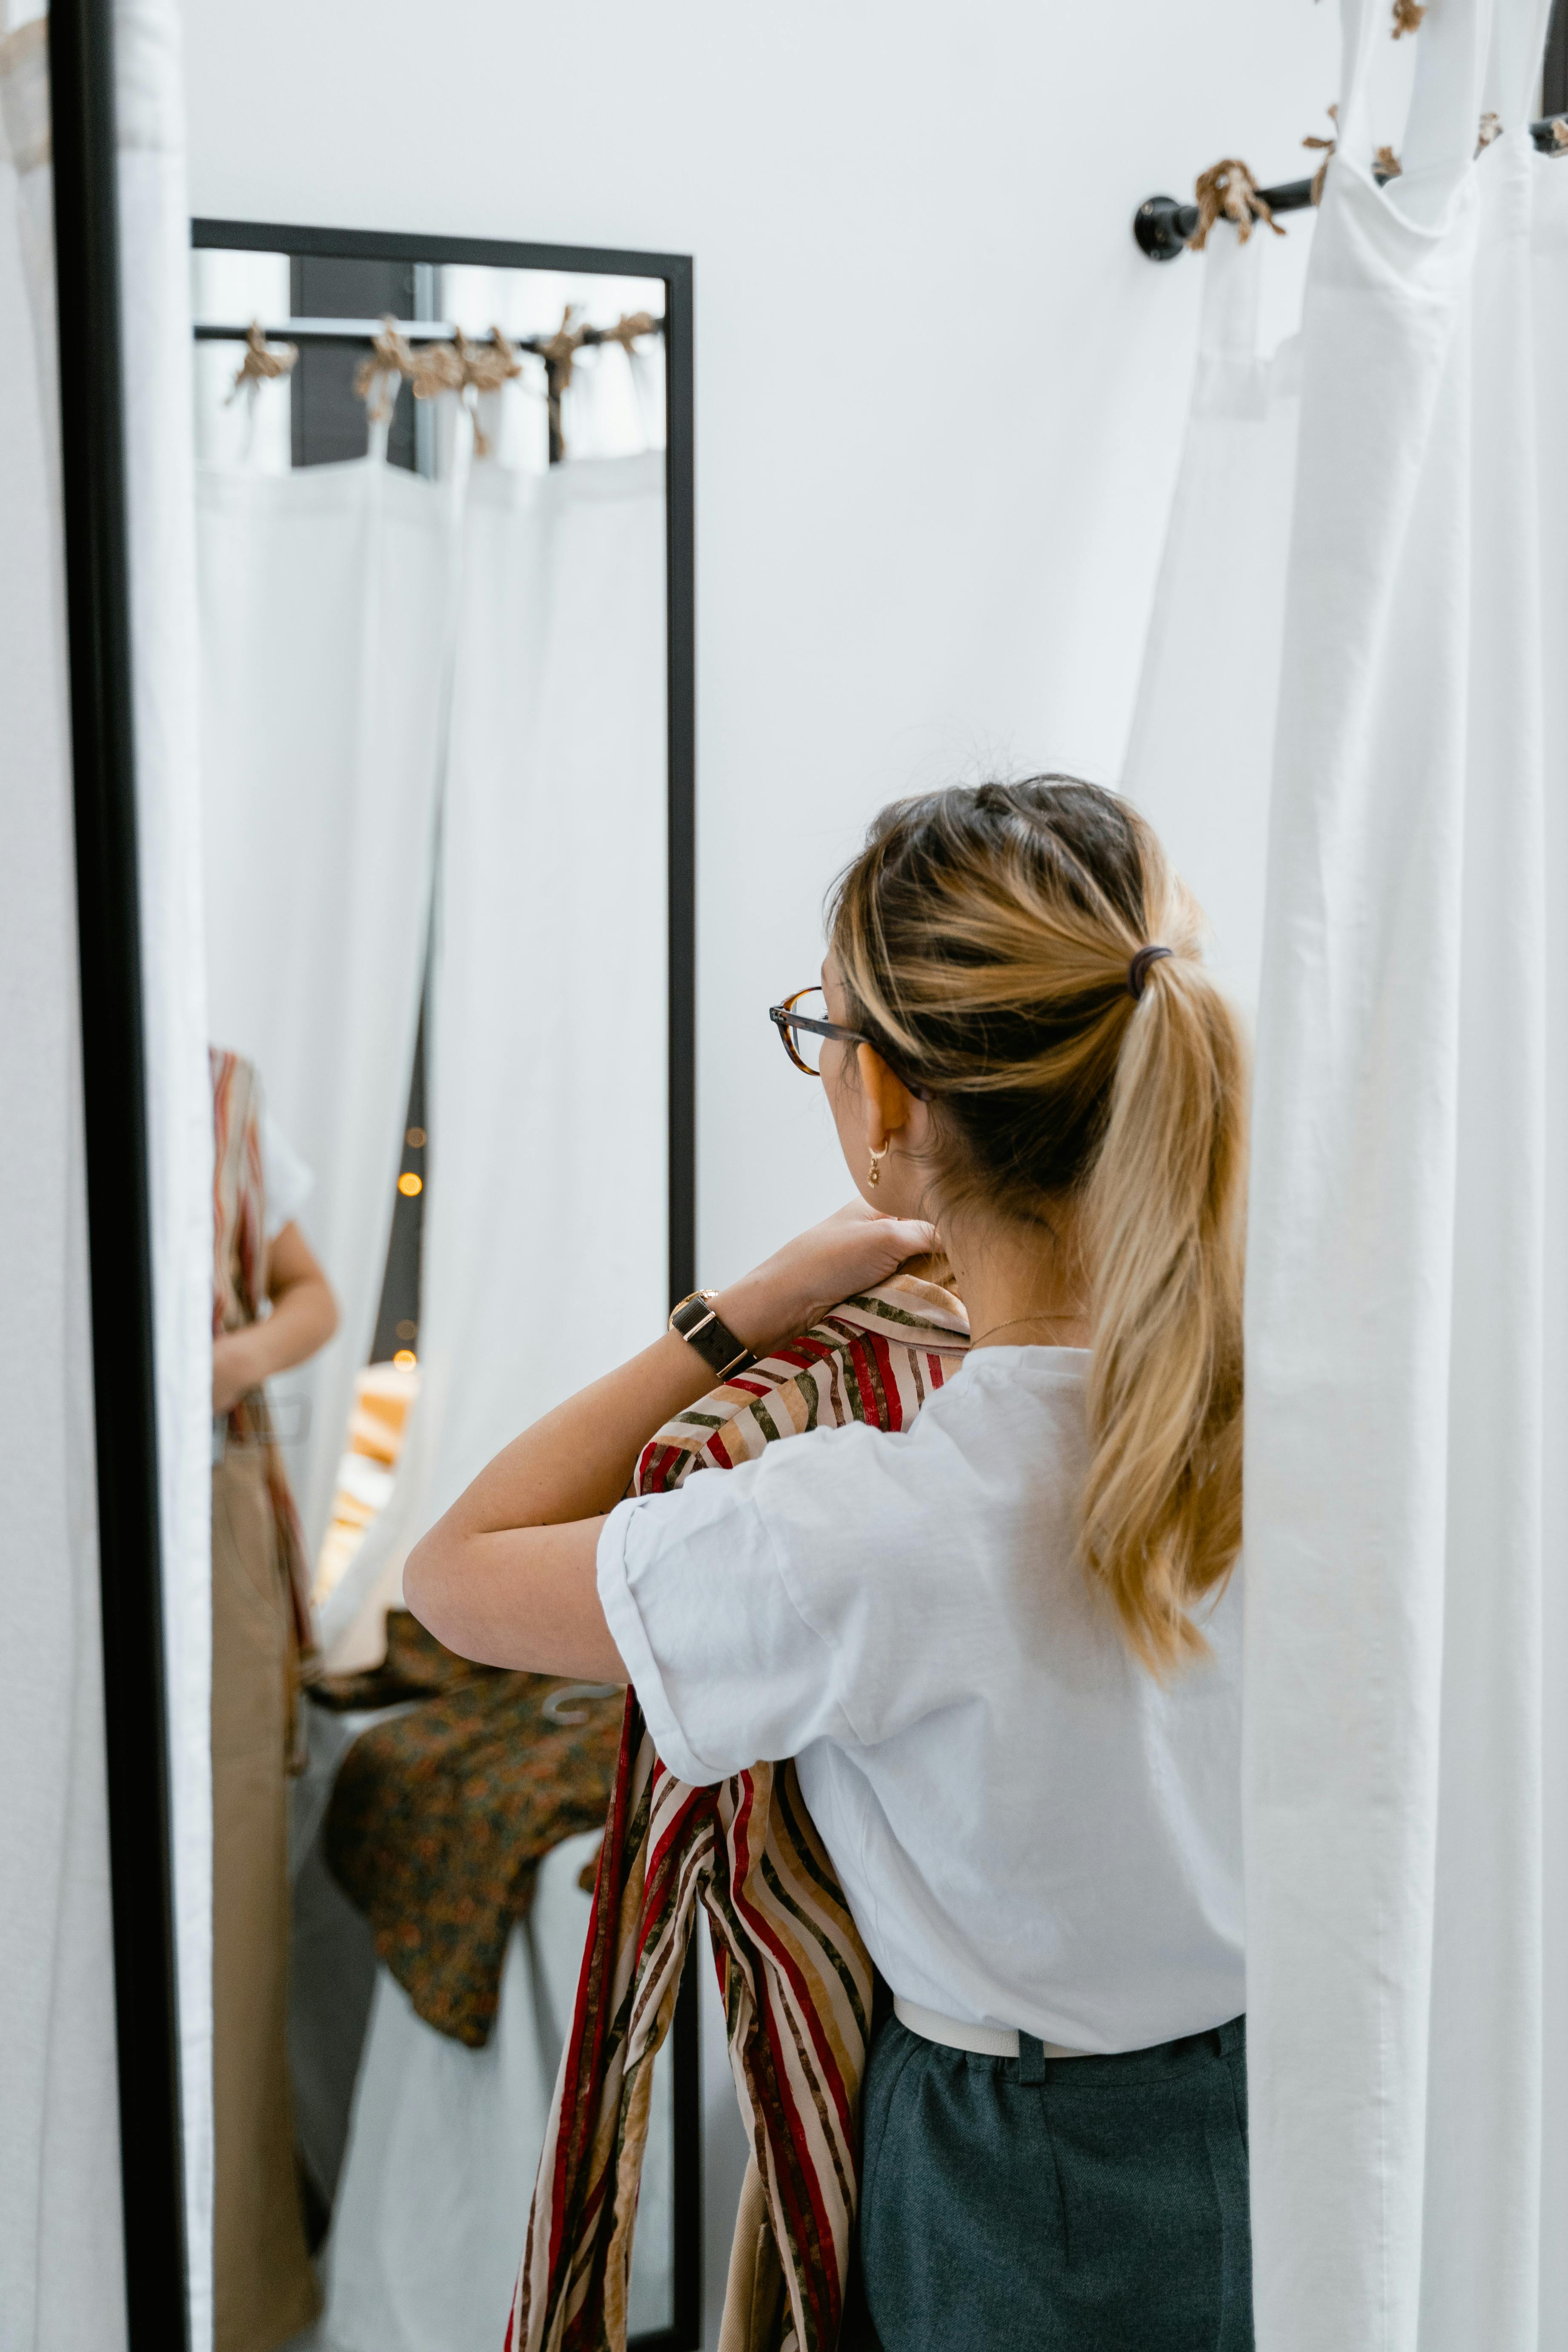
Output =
[{"x1": 857, "y1": 1044, "x2": 914, "y2": 1151}]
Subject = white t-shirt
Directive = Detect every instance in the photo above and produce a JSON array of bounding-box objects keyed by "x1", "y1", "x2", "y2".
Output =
[
  {"x1": 598, "y1": 1345, "x2": 1244, "y2": 2054},
  {"x1": 259, "y1": 1107, "x2": 314, "y2": 1242}
]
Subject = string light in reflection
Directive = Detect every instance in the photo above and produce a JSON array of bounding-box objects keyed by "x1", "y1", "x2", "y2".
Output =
[
  {"x1": 393, "y1": 1348, "x2": 417, "y2": 1369},
  {"x1": 398, "y1": 1171, "x2": 423, "y2": 1197}
]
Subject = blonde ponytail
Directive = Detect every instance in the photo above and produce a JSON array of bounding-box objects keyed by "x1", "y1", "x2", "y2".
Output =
[{"x1": 828, "y1": 777, "x2": 1248, "y2": 1674}]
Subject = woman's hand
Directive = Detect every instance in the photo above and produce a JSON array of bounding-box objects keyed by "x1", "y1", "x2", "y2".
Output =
[
  {"x1": 212, "y1": 1327, "x2": 263, "y2": 1415},
  {"x1": 212, "y1": 1222, "x2": 339, "y2": 1417},
  {"x1": 711, "y1": 1199, "x2": 939, "y2": 1362},
  {"x1": 404, "y1": 1202, "x2": 933, "y2": 1679}
]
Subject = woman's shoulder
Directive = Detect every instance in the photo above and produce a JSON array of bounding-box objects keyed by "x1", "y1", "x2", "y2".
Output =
[{"x1": 633, "y1": 1273, "x2": 971, "y2": 1498}]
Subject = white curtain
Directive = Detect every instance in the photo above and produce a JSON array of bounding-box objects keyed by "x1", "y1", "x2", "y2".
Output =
[
  {"x1": 1121, "y1": 228, "x2": 1303, "y2": 1016},
  {"x1": 323, "y1": 447, "x2": 668, "y2": 1653},
  {"x1": 0, "y1": 13, "x2": 127, "y2": 2348},
  {"x1": 196, "y1": 454, "x2": 452, "y2": 1554},
  {"x1": 1239, "y1": 1, "x2": 1566, "y2": 2346}
]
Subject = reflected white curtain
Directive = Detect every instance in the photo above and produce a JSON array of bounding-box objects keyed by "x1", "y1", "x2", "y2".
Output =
[
  {"x1": 326, "y1": 447, "x2": 668, "y2": 1651},
  {"x1": 421, "y1": 449, "x2": 668, "y2": 1502},
  {"x1": 0, "y1": 14, "x2": 127, "y2": 2349},
  {"x1": 1237, "y1": 0, "x2": 1566, "y2": 2345},
  {"x1": 196, "y1": 457, "x2": 452, "y2": 1554},
  {"x1": 286, "y1": 445, "x2": 672, "y2": 2343},
  {"x1": 315, "y1": 1831, "x2": 673, "y2": 2351}
]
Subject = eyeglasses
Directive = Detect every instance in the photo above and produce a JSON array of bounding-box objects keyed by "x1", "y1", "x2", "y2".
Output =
[{"x1": 768, "y1": 987, "x2": 930, "y2": 1098}]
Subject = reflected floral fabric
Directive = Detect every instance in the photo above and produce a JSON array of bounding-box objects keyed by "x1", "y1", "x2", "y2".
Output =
[
  {"x1": 318, "y1": 1613, "x2": 622, "y2": 2049},
  {"x1": 513, "y1": 1274, "x2": 970, "y2": 2352}
]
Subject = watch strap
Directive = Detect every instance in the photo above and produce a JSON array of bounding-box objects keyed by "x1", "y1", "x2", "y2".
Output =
[{"x1": 668, "y1": 1290, "x2": 755, "y2": 1382}]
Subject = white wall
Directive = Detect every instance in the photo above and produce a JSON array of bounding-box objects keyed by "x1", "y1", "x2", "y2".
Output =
[
  {"x1": 180, "y1": 0, "x2": 1336, "y2": 2332},
  {"x1": 182, "y1": 0, "x2": 1335, "y2": 1284}
]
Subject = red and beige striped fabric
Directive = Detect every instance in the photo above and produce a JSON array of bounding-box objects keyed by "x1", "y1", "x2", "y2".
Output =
[{"x1": 509, "y1": 1272, "x2": 970, "y2": 2352}]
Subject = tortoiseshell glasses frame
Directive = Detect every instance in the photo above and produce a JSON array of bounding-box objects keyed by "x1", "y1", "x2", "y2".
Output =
[{"x1": 768, "y1": 987, "x2": 930, "y2": 1097}]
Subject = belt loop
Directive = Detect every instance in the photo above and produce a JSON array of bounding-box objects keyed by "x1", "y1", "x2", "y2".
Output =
[{"x1": 1017, "y1": 2032, "x2": 1047, "y2": 2086}]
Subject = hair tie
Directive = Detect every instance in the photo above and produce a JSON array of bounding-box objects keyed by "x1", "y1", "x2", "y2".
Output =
[{"x1": 1127, "y1": 944, "x2": 1173, "y2": 1000}]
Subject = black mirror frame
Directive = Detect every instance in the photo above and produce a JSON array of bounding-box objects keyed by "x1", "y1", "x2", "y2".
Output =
[{"x1": 49, "y1": 2, "x2": 700, "y2": 2332}]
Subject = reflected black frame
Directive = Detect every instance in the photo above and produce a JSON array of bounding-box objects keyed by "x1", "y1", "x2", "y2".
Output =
[{"x1": 48, "y1": 0, "x2": 700, "y2": 2331}]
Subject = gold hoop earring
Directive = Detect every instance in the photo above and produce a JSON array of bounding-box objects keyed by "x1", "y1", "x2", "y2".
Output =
[{"x1": 867, "y1": 1139, "x2": 891, "y2": 1189}]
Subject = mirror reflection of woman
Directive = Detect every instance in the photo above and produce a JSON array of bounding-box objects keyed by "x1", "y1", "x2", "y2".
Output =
[
  {"x1": 209, "y1": 1048, "x2": 337, "y2": 2352},
  {"x1": 407, "y1": 779, "x2": 1251, "y2": 2349}
]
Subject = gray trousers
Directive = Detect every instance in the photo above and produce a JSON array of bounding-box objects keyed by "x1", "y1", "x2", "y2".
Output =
[{"x1": 858, "y1": 2013, "x2": 1251, "y2": 2352}]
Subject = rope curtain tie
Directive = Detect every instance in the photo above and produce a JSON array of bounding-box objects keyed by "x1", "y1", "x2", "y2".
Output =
[
  {"x1": 1189, "y1": 157, "x2": 1285, "y2": 249},
  {"x1": 226, "y1": 320, "x2": 299, "y2": 406},
  {"x1": 346, "y1": 308, "x2": 661, "y2": 460},
  {"x1": 535, "y1": 306, "x2": 661, "y2": 463},
  {"x1": 353, "y1": 317, "x2": 416, "y2": 425},
  {"x1": 1303, "y1": 106, "x2": 1338, "y2": 205},
  {"x1": 599, "y1": 308, "x2": 660, "y2": 356},
  {"x1": 1136, "y1": 91, "x2": 1568, "y2": 260},
  {"x1": 407, "y1": 328, "x2": 524, "y2": 460}
]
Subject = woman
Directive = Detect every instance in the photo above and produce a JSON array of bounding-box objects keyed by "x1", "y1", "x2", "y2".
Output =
[
  {"x1": 210, "y1": 1049, "x2": 338, "y2": 2352},
  {"x1": 407, "y1": 777, "x2": 1250, "y2": 2350}
]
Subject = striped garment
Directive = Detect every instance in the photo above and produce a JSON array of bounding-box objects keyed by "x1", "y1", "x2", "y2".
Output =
[{"x1": 510, "y1": 1271, "x2": 970, "y2": 2352}]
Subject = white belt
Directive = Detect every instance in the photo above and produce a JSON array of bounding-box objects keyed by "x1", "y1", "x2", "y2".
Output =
[{"x1": 893, "y1": 1995, "x2": 1087, "y2": 2060}]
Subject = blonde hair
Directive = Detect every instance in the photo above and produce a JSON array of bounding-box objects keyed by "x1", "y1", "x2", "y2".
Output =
[{"x1": 827, "y1": 778, "x2": 1247, "y2": 1674}]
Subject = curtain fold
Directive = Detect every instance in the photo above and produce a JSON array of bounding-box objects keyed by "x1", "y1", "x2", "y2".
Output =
[
  {"x1": 195, "y1": 455, "x2": 453, "y2": 1557},
  {"x1": 421, "y1": 448, "x2": 668, "y2": 1504},
  {"x1": 319, "y1": 447, "x2": 668, "y2": 1657},
  {"x1": 0, "y1": 14, "x2": 128, "y2": 2348},
  {"x1": 1242, "y1": 1, "x2": 1563, "y2": 2345},
  {"x1": 1120, "y1": 229, "x2": 1302, "y2": 1014}
]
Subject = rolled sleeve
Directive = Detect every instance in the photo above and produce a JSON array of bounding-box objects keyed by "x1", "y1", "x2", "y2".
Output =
[
  {"x1": 595, "y1": 1467, "x2": 854, "y2": 1785},
  {"x1": 597, "y1": 1496, "x2": 717, "y2": 1785}
]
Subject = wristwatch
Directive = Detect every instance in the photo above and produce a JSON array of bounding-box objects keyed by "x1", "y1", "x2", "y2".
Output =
[{"x1": 667, "y1": 1289, "x2": 755, "y2": 1382}]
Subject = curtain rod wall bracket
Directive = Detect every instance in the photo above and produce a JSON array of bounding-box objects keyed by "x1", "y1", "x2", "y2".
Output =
[
  {"x1": 1134, "y1": 112, "x2": 1568, "y2": 260},
  {"x1": 1133, "y1": 196, "x2": 1199, "y2": 260}
]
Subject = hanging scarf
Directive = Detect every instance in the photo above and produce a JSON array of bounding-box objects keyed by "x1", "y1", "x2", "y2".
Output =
[
  {"x1": 211, "y1": 1047, "x2": 317, "y2": 1717},
  {"x1": 511, "y1": 1272, "x2": 970, "y2": 2352}
]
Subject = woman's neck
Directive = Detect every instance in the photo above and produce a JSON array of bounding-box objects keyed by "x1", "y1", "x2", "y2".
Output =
[{"x1": 942, "y1": 1205, "x2": 1091, "y2": 1352}]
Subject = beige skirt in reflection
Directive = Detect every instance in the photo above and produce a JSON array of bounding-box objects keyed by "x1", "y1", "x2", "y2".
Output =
[{"x1": 211, "y1": 1440, "x2": 320, "y2": 2352}]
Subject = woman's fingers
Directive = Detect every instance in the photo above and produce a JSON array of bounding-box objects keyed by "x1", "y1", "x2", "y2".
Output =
[
  {"x1": 716, "y1": 1207, "x2": 947, "y2": 1361},
  {"x1": 824, "y1": 1196, "x2": 885, "y2": 1229},
  {"x1": 877, "y1": 1216, "x2": 939, "y2": 1258}
]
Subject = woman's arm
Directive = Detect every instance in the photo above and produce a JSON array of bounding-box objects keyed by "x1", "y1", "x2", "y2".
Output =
[
  {"x1": 404, "y1": 1201, "x2": 936, "y2": 1678},
  {"x1": 212, "y1": 1220, "x2": 340, "y2": 1414}
]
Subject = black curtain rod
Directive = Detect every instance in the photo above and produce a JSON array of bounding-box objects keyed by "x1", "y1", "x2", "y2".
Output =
[
  {"x1": 1134, "y1": 109, "x2": 1568, "y2": 258},
  {"x1": 192, "y1": 314, "x2": 666, "y2": 348}
]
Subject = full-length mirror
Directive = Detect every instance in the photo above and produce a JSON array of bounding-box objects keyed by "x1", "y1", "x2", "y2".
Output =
[{"x1": 190, "y1": 221, "x2": 696, "y2": 2352}]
